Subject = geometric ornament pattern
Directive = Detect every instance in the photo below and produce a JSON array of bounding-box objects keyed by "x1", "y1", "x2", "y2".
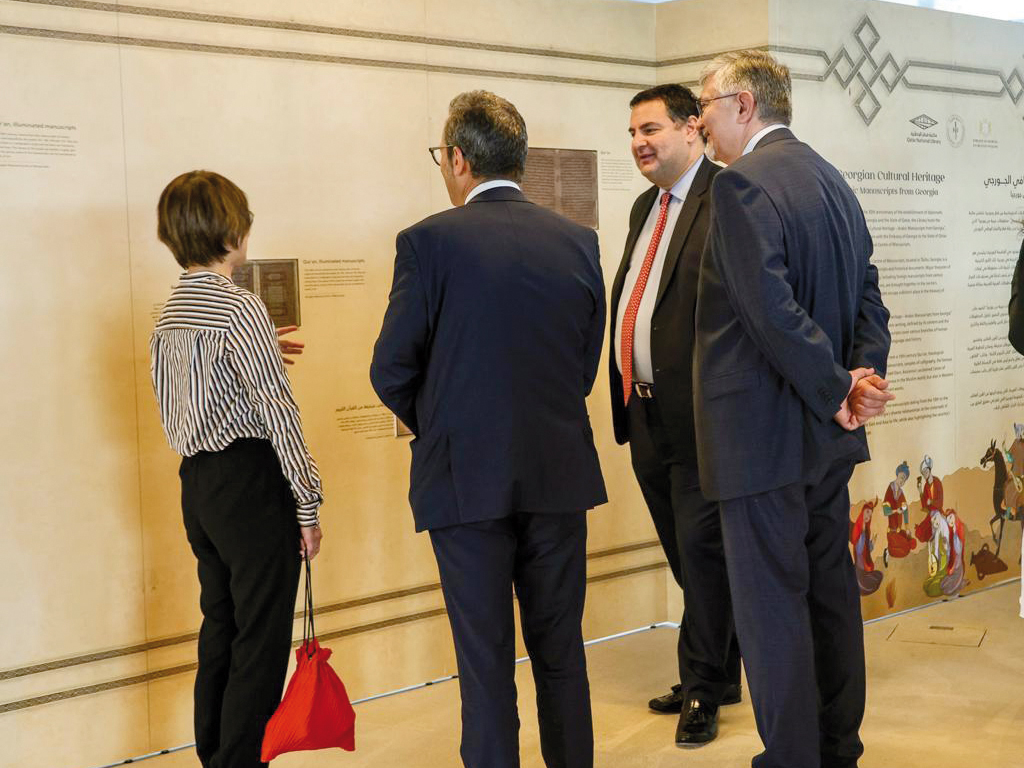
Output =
[{"x1": 807, "y1": 15, "x2": 1024, "y2": 125}]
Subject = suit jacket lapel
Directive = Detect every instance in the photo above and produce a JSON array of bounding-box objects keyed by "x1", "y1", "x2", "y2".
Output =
[
  {"x1": 652, "y1": 158, "x2": 712, "y2": 312},
  {"x1": 610, "y1": 186, "x2": 659, "y2": 317}
]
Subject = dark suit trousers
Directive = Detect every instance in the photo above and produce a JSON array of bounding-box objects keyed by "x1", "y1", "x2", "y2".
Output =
[
  {"x1": 627, "y1": 396, "x2": 740, "y2": 703},
  {"x1": 429, "y1": 512, "x2": 593, "y2": 768},
  {"x1": 720, "y1": 459, "x2": 865, "y2": 768},
  {"x1": 180, "y1": 439, "x2": 302, "y2": 768}
]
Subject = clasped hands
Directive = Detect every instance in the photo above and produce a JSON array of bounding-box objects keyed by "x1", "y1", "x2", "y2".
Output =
[{"x1": 833, "y1": 367, "x2": 895, "y2": 432}]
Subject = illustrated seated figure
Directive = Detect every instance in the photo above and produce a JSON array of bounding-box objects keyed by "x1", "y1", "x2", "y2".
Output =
[
  {"x1": 923, "y1": 510, "x2": 951, "y2": 598},
  {"x1": 941, "y1": 509, "x2": 966, "y2": 598},
  {"x1": 851, "y1": 501, "x2": 883, "y2": 596}
]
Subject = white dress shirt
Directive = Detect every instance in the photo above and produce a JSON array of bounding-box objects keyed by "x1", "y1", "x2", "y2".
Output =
[
  {"x1": 742, "y1": 123, "x2": 787, "y2": 156},
  {"x1": 465, "y1": 179, "x2": 521, "y2": 203},
  {"x1": 615, "y1": 154, "x2": 705, "y2": 382}
]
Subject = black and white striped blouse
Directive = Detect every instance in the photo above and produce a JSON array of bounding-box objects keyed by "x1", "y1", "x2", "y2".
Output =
[{"x1": 150, "y1": 271, "x2": 322, "y2": 526}]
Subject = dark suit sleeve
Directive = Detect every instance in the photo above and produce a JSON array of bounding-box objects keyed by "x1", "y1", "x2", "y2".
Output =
[
  {"x1": 583, "y1": 229, "x2": 606, "y2": 396},
  {"x1": 709, "y1": 170, "x2": 850, "y2": 422},
  {"x1": 369, "y1": 232, "x2": 429, "y2": 435},
  {"x1": 1009, "y1": 240, "x2": 1024, "y2": 355},
  {"x1": 849, "y1": 243, "x2": 891, "y2": 376}
]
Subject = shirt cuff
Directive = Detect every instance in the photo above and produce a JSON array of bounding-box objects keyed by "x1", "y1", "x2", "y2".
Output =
[{"x1": 296, "y1": 503, "x2": 320, "y2": 527}]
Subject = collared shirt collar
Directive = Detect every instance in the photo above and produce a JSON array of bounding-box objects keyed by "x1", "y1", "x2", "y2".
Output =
[
  {"x1": 181, "y1": 270, "x2": 232, "y2": 283},
  {"x1": 742, "y1": 123, "x2": 787, "y2": 157},
  {"x1": 661, "y1": 154, "x2": 704, "y2": 201},
  {"x1": 465, "y1": 179, "x2": 521, "y2": 204}
]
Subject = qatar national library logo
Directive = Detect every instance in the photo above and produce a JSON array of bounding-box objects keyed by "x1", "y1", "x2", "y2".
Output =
[{"x1": 910, "y1": 114, "x2": 938, "y2": 130}]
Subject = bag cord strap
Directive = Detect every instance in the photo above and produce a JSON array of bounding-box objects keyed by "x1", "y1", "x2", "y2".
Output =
[{"x1": 302, "y1": 555, "x2": 316, "y2": 658}]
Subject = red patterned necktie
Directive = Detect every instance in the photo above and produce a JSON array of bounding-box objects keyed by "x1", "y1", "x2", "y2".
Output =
[{"x1": 621, "y1": 191, "x2": 672, "y2": 405}]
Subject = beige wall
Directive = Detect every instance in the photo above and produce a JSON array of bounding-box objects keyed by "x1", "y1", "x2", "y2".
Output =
[{"x1": 654, "y1": 0, "x2": 769, "y2": 86}]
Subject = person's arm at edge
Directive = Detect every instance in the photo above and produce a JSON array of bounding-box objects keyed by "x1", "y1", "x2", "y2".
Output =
[
  {"x1": 708, "y1": 169, "x2": 850, "y2": 423},
  {"x1": 1008, "y1": 240, "x2": 1024, "y2": 354},
  {"x1": 369, "y1": 232, "x2": 429, "y2": 435},
  {"x1": 850, "y1": 230, "x2": 891, "y2": 376},
  {"x1": 583, "y1": 229, "x2": 606, "y2": 397},
  {"x1": 227, "y1": 295, "x2": 324, "y2": 532},
  {"x1": 847, "y1": 229, "x2": 895, "y2": 421}
]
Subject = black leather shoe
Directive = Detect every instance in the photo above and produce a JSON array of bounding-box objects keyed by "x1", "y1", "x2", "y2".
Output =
[
  {"x1": 648, "y1": 684, "x2": 685, "y2": 713},
  {"x1": 721, "y1": 682, "x2": 742, "y2": 705},
  {"x1": 650, "y1": 683, "x2": 741, "y2": 712},
  {"x1": 675, "y1": 699, "x2": 719, "y2": 747}
]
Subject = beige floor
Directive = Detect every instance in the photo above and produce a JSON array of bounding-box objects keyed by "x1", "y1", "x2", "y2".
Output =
[{"x1": 152, "y1": 580, "x2": 1024, "y2": 768}]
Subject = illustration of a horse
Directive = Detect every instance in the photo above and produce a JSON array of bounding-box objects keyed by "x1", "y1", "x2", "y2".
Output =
[{"x1": 979, "y1": 439, "x2": 1023, "y2": 561}]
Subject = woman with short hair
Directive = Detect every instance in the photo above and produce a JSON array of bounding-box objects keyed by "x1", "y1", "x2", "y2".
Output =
[{"x1": 150, "y1": 170, "x2": 324, "y2": 767}]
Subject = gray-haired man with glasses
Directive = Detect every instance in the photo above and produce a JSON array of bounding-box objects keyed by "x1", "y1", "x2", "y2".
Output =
[{"x1": 694, "y1": 50, "x2": 892, "y2": 768}]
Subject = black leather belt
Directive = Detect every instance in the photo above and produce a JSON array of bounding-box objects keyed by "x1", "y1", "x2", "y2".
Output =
[{"x1": 633, "y1": 382, "x2": 654, "y2": 399}]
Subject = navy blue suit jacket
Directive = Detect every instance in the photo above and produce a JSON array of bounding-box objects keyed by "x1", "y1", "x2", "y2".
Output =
[
  {"x1": 370, "y1": 186, "x2": 608, "y2": 531},
  {"x1": 694, "y1": 129, "x2": 890, "y2": 501}
]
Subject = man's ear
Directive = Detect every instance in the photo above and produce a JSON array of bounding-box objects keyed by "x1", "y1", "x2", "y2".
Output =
[
  {"x1": 736, "y1": 91, "x2": 757, "y2": 124},
  {"x1": 451, "y1": 146, "x2": 468, "y2": 176},
  {"x1": 685, "y1": 115, "x2": 702, "y2": 140}
]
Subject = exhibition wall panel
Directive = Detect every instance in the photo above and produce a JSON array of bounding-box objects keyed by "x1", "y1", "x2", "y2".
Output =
[
  {"x1": 0, "y1": 14, "x2": 154, "y2": 767},
  {"x1": 0, "y1": 0, "x2": 666, "y2": 764},
  {"x1": 773, "y1": 0, "x2": 1023, "y2": 618}
]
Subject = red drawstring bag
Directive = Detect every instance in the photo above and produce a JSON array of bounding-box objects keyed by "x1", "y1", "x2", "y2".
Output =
[{"x1": 261, "y1": 557, "x2": 356, "y2": 761}]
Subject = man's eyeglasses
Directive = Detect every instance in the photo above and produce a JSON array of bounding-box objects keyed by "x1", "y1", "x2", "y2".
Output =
[
  {"x1": 428, "y1": 145, "x2": 454, "y2": 166},
  {"x1": 696, "y1": 92, "x2": 740, "y2": 116}
]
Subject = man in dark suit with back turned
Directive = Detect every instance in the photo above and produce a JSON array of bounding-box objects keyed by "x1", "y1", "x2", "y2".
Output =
[
  {"x1": 370, "y1": 90, "x2": 607, "y2": 768},
  {"x1": 609, "y1": 84, "x2": 741, "y2": 748},
  {"x1": 695, "y1": 51, "x2": 894, "y2": 768}
]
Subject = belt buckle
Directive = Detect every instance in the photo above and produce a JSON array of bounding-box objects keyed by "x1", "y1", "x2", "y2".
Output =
[{"x1": 634, "y1": 382, "x2": 654, "y2": 399}]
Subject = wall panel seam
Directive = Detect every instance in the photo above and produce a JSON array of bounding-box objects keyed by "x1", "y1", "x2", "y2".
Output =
[
  {"x1": 0, "y1": 540, "x2": 663, "y2": 681},
  {"x1": 0, "y1": 560, "x2": 668, "y2": 713},
  {"x1": 0, "y1": 24, "x2": 652, "y2": 90},
  {"x1": 0, "y1": 6, "x2": 778, "y2": 73},
  {"x1": 7, "y1": 0, "x2": 661, "y2": 66}
]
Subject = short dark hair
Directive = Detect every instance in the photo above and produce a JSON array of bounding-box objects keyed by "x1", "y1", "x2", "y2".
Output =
[
  {"x1": 157, "y1": 170, "x2": 251, "y2": 269},
  {"x1": 443, "y1": 90, "x2": 528, "y2": 183},
  {"x1": 629, "y1": 84, "x2": 699, "y2": 123}
]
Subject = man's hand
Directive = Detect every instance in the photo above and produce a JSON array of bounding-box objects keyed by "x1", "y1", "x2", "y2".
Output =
[
  {"x1": 276, "y1": 325, "x2": 305, "y2": 365},
  {"x1": 849, "y1": 373, "x2": 895, "y2": 421},
  {"x1": 834, "y1": 367, "x2": 876, "y2": 431},
  {"x1": 300, "y1": 524, "x2": 323, "y2": 560}
]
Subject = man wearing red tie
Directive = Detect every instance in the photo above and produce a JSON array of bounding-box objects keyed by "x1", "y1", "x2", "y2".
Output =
[{"x1": 608, "y1": 84, "x2": 741, "y2": 748}]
